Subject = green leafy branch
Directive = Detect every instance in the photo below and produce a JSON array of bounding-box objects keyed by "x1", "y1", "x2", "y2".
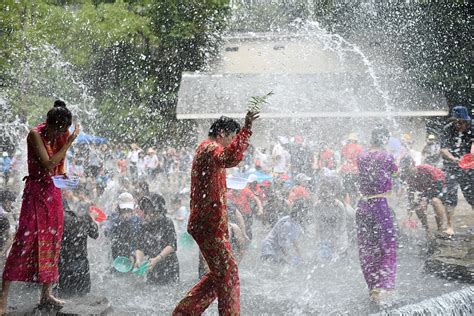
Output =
[{"x1": 247, "y1": 91, "x2": 274, "y2": 112}]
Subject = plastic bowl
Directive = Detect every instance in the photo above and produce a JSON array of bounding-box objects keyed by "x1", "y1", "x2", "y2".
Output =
[
  {"x1": 112, "y1": 256, "x2": 133, "y2": 273},
  {"x1": 89, "y1": 205, "x2": 107, "y2": 222},
  {"x1": 52, "y1": 175, "x2": 80, "y2": 189},
  {"x1": 459, "y1": 153, "x2": 474, "y2": 169},
  {"x1": 179, "y1": 232, "x2": 194, "y2": 249},
  {"x1": 226, "y1": 176, "x2": 248, "y2": 190},
  {"x1": 132, "y1": 260, "x2": 149, "y2": 276}
]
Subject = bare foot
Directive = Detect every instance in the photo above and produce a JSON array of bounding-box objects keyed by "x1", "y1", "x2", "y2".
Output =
[
  {"x1": 0, "y1": 296, "x2": 7, "y2": 315},
  {"x1": 369, "y1": 288, "x2": 381, "y2": 302},
  {"x1": 40, "y1": 294, "x2": 65, "y2": 306},
  {"x1": 443, "y1": 227, "x2": 454, "y2": 236}
]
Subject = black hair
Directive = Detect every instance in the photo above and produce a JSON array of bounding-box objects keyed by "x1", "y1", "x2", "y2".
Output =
[
  {"x1": 208, "y1": 116, "x2": 240, "y2": 138},
  {"x1": 290, "y1": 198, "x2": 310, "y2": 224},
  {"x1": 0, "y1": 190, "x2": 16, "y2": 202},
  {"x1": 137, "y1": 181, "x2": 149, "y2": 194},
  {"x1": 371, "y1": 125, "x2": 390, "y2": 147},
  {"x1": 139, "y1": 193, "x2": 167, "y2": 217},
  {"x1": 318, "y1": 175, "x2": 344, "y2": 202},
  {"x1": 46, "y1": 99, "x2": 72, "y2": 130}
]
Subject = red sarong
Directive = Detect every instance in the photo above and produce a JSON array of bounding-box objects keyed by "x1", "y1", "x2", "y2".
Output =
[
  {"x1": 3, "y1": 178, "x2": 63, "y2": 283},
  {"x1": 3, "y1": 122, "x2": 68, "y2": 284}
]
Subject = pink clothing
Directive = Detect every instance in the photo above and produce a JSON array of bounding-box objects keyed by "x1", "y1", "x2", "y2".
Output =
[{"x1": 3, "y1": 123, "x2": 68, "y2": 283}]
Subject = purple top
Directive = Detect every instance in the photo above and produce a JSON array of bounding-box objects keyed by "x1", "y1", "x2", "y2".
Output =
[{"x1": 357, "y1": 150, "x2": 398, "y2": 196}]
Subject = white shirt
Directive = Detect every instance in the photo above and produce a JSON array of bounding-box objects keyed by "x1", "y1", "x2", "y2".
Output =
[{"x1": 272, "y1": 143, "x2": 290, "y2": 173}]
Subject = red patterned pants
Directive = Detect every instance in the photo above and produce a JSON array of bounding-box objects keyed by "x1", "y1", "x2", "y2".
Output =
[{"x1": 173, "y1": 235, "x2": 240, "y2": 316}]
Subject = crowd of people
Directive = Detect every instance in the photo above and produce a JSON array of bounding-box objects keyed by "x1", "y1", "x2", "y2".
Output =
[{"x1": 0, "y1": 101, "x2": 472, "y2": 313}]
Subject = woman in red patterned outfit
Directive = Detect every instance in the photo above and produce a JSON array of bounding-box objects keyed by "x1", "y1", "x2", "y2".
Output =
[
  {"x1": 173, "y1": 111, "x2": 259, "y2": 316},
  {"x1": 0, "y1": 100, "x2": 79, "y2": 313}
]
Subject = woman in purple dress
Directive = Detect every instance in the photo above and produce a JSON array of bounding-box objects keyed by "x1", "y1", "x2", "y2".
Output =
[{"x1": 357, "y1": 126, "x2": 398, "y2": 302}]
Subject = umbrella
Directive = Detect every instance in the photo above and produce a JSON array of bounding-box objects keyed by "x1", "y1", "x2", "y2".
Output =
[
  {"x1": 241, "y1": 170, "x2": 273, "y2": 183},
  {"x1": 76, "y1": 132, "x2": 107, "y2": 144}
]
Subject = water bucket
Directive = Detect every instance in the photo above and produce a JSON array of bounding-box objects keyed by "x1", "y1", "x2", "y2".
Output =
[
  {"x1": 112, "y1": 256, "x2": 133, "y2": 273},
  {"x1": 89, "y1": 205, "x2": 107, "y2": 222},
  {"x1": 52, "y1": 175, "x2": 80, "y2": 189},
  {"x1": 132, "y1": 260, "x2": 149, "y2": 276},
  {"x1": 179, "y1": 232, "x2": 194, "y2": 249},
  {"x1": 459, "y1": 153, "x2": 474, "y2": 169}
]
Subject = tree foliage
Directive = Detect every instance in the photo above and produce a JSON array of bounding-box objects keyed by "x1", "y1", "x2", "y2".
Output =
[{"x1": 1, "y1": 0, "x2": 229, "y2": 145}]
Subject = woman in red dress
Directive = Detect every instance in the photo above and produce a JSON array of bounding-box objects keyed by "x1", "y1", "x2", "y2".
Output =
[{"x1": 0, "y1": 100, "x2": 79, "y2": 313}]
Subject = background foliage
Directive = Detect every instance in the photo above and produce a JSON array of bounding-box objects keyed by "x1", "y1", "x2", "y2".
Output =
[{"x1": 1, "y1": 0, "x2": 471, "y2": 145}]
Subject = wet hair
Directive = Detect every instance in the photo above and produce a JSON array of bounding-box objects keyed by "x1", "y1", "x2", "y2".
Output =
[
  {"x1": 371, "y1": 125, "x2": 390, "y2": 147},
  {"x1": 318, "y1": 175, "x2": 344, "y2": 202},
  {"x1": 0, "y1": 190, "x2": 16, "y2": 202},
  {"x1": 290, "y1": 199, "x2": 310, "y2": 224},
  {"x1": 137, "y1": 181, "x2": 149, "y2": 194},
  {"x1": 139, "y1": 193, "x2": 167, "y2": 217},
  {"x1": 46, "y1": 100, "x2": 72, "y2": 130},
  {"x1": 208, "y1": 116, "x2": 240, "y2": 138}
]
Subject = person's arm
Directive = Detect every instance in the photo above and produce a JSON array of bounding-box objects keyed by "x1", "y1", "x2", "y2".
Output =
[
  {"x1": 28, "y1": 125, "x2": 80, "y2": 172},
  {"x1": 234, "y1": 209, "x2": 250, "y2": 242},
  {"x1": 86, "y1": 214, "x2": 99, "y2": 239},
  {"x1": 134, "y1": 249, "x2": 145, "y2": 268},
  {"x1": 212, "y1": 112, "x2": 258, "y2": 168},
  {"x1": 230, "y1": 224, "x2": 246, "y2": 263},
  {"x1": 440, "y1": 148, "x2": 459, "y2": 162},
  {"x1": 148, "y1": 246, "x2": 174, "y2": 270},
  {"x1": 251, "y1": 194, "x2": 263, "y2": 216}
]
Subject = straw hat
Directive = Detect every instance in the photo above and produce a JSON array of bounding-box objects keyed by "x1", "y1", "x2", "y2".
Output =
[{"x1": 347, "y1": 133, "x2": 358, "y2": 141}]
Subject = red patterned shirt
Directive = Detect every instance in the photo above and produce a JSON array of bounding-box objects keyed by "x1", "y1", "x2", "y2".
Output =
[{"x1": 188, "y1": 128, "x2": 252, "y2": 239}]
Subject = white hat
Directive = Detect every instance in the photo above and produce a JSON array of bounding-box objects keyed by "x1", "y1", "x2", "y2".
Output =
[
  {"x1": 118, "y1": 192, "x2": 134, "y2": 210},
  {"x1": 247, "y1": 174, "x2": 258, "y2": 183},
  {"x1": 2, "y1": 152, "x2": 7, "y2": 157},
  {"x1": 295, "y1": 173, "x2": 311, "y2": 182},
  {"x1": 427, "y1": 134, "x2": 436, "y2": 140}
]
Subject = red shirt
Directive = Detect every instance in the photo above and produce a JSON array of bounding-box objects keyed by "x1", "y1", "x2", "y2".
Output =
[
  {"x1": 340, "y1": 143, "x2": 363, "y2": 174},
  {"x1": 188, "y1": 128, "x2": 252, "y2": 239},
  {"x1": 227, "y1": 187, "x2": 254, "y2": 215},
  {"x1": 318, "y1": 149, "x2": 336, "y2": 170},
  {"x1": 288, "y1": 185, "x2": 310, "y2": 204},
  {"x1": 408, "y1": 164, "x2": 445, "y2": 192}
]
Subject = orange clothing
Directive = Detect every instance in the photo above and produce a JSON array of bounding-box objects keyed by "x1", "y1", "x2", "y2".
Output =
[
  {"x1": 288, "y1": 185, "x2": 310, "y2": 204},
  {"x1": 227, "y1": 187, "x2": 255, "y2": 215},
  {"x1": 341, "y1": 143, "x2": 364, "y2": 174}
]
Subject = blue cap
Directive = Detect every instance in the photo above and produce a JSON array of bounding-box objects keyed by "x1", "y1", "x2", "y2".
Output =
[{"x1": 451, "y1": 106, "x2": 471, "y2": 121}]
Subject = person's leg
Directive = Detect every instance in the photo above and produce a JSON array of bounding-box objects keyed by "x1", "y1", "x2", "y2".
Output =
[
  {"x1": 431, "y1": 197, "x2": 446, "y2": 231},
  {"x1": 414, "y1": 203, "x2": 429, "y2": 233},
  {"x1": 174, "y1": 237, "x2": 239, "y2": 316},
  {"x1": 0, "y1": 280, "x2": 11, "y2": 313},
  {"x1": 356, "y1": 202, "x2": 382, "y2": 293},
  {"x1": 443, "y1": 169, "x2": 458, "y2": 235},
  {"x1": 457, "y1": 168, "x2": 474, "y2": 210},
  {"x1": 374, "y1": 199, "x2": 397, "y2": 291},
  {"x1": 40, "y1": 283, "x2": 65, "y2": 305}
]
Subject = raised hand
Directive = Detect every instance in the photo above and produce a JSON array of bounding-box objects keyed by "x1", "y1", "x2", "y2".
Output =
[
  {"x1": 68, "y1": 124, "x2": 80, "y2": 144},
  {"x1": 244, "y1": 111, "x2": 260, "y2": 130}
]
